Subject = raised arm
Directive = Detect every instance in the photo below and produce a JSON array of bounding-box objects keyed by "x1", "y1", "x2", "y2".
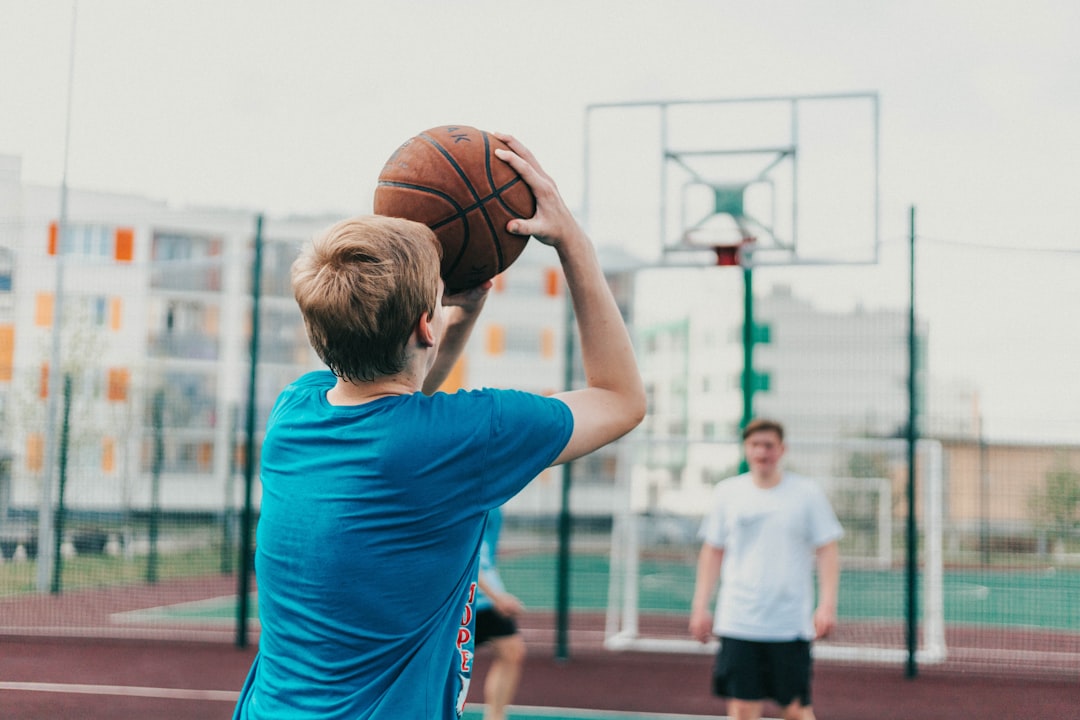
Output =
[
  {"x1": 494, "y1": 135, "x2": 646, "y2": 465},
  {"x1": 421, "y1": 281, "x2": 491, "y2": 395}
]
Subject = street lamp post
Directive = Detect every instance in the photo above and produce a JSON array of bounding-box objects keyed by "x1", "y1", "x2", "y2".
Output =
[{"x1": 36, "y1": 0, "x2": 78, "y2": 593}]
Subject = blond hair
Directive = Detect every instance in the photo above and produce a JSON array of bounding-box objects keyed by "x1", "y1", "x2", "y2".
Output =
[{"x1": 292, "y1": 215, "x2": 442, "y2": 382}]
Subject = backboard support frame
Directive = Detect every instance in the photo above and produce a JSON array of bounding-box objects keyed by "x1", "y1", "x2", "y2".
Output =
[{"x1": 583, "y1": 92, "x2": 881, "y2": 269}]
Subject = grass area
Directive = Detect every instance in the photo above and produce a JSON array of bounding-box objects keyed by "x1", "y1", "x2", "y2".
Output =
[{"x1": 0, "y1": 545, "x2": 234, "y2": 597}]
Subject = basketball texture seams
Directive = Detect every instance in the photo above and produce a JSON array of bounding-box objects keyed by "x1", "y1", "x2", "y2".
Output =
[{"x1": 374, "y1": 125, "x2": 535, "y2": 292}]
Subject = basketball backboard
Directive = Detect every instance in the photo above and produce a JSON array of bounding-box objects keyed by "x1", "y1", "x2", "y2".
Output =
[{"x1": 583, "y1": 92, "x2": 880, "y2": 267}]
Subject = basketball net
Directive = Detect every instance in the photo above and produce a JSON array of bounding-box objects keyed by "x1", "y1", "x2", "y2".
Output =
[{"x1": 681, "y1": 227, "x2": 756, "y2": 268}]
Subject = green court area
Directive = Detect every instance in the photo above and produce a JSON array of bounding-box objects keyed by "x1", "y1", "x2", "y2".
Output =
[
  {"x1": 499, "y1": 553, "x2": 1080, "y2": 630},
  {"x1": 127, "y1": 553, "x2": 1080, "y2": 633}
]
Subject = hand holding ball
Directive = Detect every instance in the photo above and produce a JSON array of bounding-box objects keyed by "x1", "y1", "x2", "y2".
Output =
[{"x1": 374, "y1": 125, "x2": 536, "y2": 292}]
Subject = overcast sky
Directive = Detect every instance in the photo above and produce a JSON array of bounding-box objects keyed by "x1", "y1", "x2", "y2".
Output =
[{"x1": 2, "y1": 0, "x2": 1078, "y2": 442}]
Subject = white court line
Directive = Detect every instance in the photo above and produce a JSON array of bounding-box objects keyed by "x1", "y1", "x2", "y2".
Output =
[
  {"x1": 470, "y1": 706, "x2": 748, "y2": 720},
  {"x1": 0, "y1": 688, "x2": 745, "y2": 718},
  {"x1": 0, "y1": 681, "x2": 239, "y2": 702}
]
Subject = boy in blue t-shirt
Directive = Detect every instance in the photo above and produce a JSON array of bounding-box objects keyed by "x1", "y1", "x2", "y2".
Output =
[{"x1": 233, "y1": 134, "x2": 645, "y2": 720}]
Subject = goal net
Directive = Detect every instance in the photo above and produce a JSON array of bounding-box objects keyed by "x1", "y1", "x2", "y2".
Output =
[{"x1": 604, "y1": 436, "x2": 945, "y2": 664}]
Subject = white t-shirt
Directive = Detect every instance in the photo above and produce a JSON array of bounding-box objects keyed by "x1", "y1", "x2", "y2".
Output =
[{"x1": 700, "y1": 471, "x2": 843, "y2": 641}]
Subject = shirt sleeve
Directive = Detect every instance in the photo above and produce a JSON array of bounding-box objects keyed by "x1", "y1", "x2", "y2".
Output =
[
  {"x1": 808, "y1": 484, "x2": 845, "y2": 547},
  {"x1": 477, "y1": 389, "x2": 574, "y2": 508},
  {"x1": 699, "y1": 484, "x2": 728, "y2": 548}
]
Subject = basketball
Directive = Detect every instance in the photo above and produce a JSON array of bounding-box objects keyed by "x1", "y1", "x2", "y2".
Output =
[{"x1": 373, "y1": 125, "x2": 536, "y2": 292}]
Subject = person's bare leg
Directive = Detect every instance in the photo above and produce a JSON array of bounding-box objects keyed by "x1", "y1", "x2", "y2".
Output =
[
  {"x1": 482, "y1": 633, "x2": 526, "y2": 720},
  {"x1": 727, "y1": 698, "x2": 764, "y2": 720},
  {"x1": 781, "y1": 700, "x2": 815, "y2": 720}
]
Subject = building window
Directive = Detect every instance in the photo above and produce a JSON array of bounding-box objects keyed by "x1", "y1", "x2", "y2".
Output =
[
  {"x1": 150, "y1": 299, "x2": 220, "y2": 360},
  {"x1": 702, "y1": 420, "x2": 717, "y2": 439},
  {"x1": 503, "y1": 325, "x2": 545, "y2": 354},
  {"x1": 91, "y1": 296, "x2": 108, "y2": 327},
  {"x1": 49, "y1": 223, "x2": 115, "y2": 259}
]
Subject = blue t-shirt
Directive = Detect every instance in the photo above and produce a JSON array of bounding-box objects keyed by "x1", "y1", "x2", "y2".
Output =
[
  {"x1": 473, "y1": 507, "x2": 505, "y2": 612},
  {"x1": 234, "y1": 371, "x2": 573, "y2": 720}
]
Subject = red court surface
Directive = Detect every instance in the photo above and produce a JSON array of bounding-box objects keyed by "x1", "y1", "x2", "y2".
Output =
[{"x1": 2, "y1": 633, "x2": 1078, "y2": 720}]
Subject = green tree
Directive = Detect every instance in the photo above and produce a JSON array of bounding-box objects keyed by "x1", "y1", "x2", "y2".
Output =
[{"x1": 1028, "y1": 458, "x2": 1080, "y2": 552}]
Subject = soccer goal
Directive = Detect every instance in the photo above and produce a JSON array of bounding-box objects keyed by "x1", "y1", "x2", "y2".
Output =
[{"x1": 604, "y1": 436, "x2": 946, "y2": 665}]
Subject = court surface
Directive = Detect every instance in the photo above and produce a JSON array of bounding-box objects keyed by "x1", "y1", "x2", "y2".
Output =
[{"x1": 2, "y1": 634, "x2": 1078, "y2": 720}]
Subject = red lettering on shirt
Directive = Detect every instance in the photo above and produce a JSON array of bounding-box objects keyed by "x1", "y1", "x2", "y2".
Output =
[
  {"x1": 459, "y1": 647, "x2": 473, "y2": 673},
  {"x1": 455, "y1": 581, "x2": 477, "y2": 675}
]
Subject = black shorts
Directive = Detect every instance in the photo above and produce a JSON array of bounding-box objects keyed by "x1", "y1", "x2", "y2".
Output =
[
  {"x1": 712, "y1": 636, "x2": 813, "y2": 707},
  {"x1": 474, "y1": 607, "x2": 518, "y2": 645}
]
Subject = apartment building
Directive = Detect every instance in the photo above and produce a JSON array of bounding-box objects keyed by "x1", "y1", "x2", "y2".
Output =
[
  {"x1": 0, "y1": 156, "x2": 637, "y2": 525},
  {"x1": 1, "y1": 154, "x2": 332, "y2": 517}
]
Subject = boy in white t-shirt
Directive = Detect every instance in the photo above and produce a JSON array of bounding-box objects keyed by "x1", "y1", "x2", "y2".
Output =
[{"x1": 690, "y1": 418, "x2": 843, "y2": 720}]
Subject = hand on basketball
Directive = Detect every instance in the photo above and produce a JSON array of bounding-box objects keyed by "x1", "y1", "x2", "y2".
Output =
[
  {"x1": 442, "y1": 279, "x2": 492, "y2": 310},
  {"x1": 492, "y1": 133, "x2": 582, "y2": 249}
]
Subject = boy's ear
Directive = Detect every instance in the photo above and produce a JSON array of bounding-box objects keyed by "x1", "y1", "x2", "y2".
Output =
[{"x1": 417, "y1": 311, "x2": 436, "y2": 347}]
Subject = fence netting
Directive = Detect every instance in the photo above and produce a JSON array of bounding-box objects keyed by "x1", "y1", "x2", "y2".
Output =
[{"x1": 0, "y1": 216, "x2": 1077, "y2": 679}]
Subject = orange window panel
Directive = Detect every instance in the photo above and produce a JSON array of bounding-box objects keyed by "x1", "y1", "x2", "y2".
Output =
[
  {"x1": 39, "y1": 363, "x2": 49, "y2": 399},
  {"x1": 109, "y1": 297, "x2": 123, "y2": 331},
  {"x1": 0, "y1": 324, "x2": 13, "y2": 381},
  {"x1": 107, "y1": 368, "x2": 129, "y2": 402},
  {"x1": 102, "y1": 437, "x2": 116, "y2": 473},
  {"x1": 486, "y1": 324, "x2": 505, "y2": 356},
  {"x1": 544, "y1": 267, "x2": 562, "y2": 296},
  {"x1": 205, "y1": 304, "x2": 219, "y2": 335},
  {"x1": 114, "y1": 227, "x2": 134, "y2": 262},
  {"x1": 48, "y1": 221, "x2": 58, "y2": 256},
  {"x1": 438, "y1": 356, "x2": 468, "y2": 393},
  {"x1": 540, "y1": 327, "x2": 556, "y2": 359},
  {"x1": 198, "y1": 442, "x2": 213, "y2": 472},
  {"x1": 27, "y1": 433, "x2": 44, "y2": 472},
  {"x1": 35, "y1": 293, "x2": 54, "y2": 327}
]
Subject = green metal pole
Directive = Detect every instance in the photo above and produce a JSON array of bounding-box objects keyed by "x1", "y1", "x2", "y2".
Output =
[
  {"x1": 237, "y1": 214, "x2": 264, "y2": 648},
  {"x1": 555, "y1": 283, "x2": 575, "y2": 661},
  {"x1": 147, "y1": 388, "x2": 164, "y2": 584},
  {"x1": 50, "y1": 374, "x2": 73, "y2": 594},
  {"x1": 556, "y1": 462, "x2": 572, "y2": 661},
  {"x1": 905, "y1": 205, "x2": 919, "y2": 679},
  {"x1": 222, "y1": 405, "x2": 238, "y2": 575},
  {"x1": 739, "y1": 264, "x2": 754, "y2": 472}
]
